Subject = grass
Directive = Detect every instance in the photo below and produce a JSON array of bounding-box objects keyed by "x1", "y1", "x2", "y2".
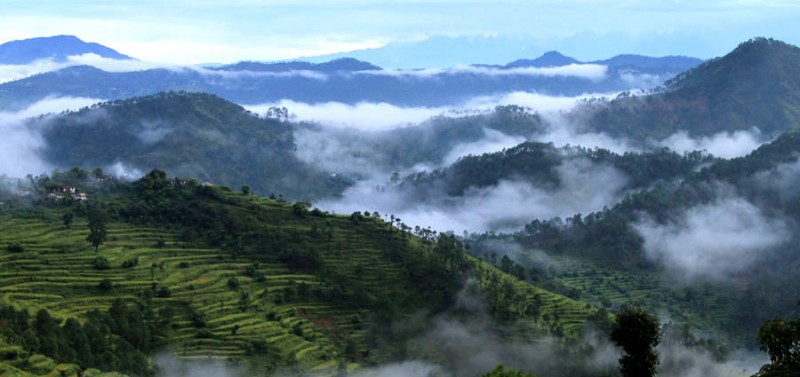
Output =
[{"x1": 0, "y1": 189, "x2": 606, "y2": 376}]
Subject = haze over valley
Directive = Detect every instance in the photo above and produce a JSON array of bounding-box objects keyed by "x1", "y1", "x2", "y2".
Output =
[{"x1": 1, "y1": 2, "x2": 800, "y2": 377}]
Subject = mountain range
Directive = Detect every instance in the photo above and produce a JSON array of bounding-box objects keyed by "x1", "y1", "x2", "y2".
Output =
[
  {"x1": 0, "y1": 35, "x2": 701, "y2": 111},
  {"x1": 2, "y1": 35, "x2": 800, "y2": 376}
]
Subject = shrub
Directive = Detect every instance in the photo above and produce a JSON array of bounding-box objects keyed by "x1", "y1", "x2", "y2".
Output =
[{"x1": 92, "y1": 257, "x2": 111, "y2": 270}]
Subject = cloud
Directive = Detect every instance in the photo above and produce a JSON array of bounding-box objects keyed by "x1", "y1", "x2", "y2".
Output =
[
  {"x1": 153, "y1": 352, "x2": 243, "y2": 377},
  {"x1": 633, "y1": 193, "x2": 791, "y2": 281},
  {"x1": 246, "y1": 100, "x2": 448, "y2": 131},
  {"x1": 658, "y1": 129, "x2": 765, "y2": 159},
  {"x1": 0, "y1": 54, "x2": 335, "y2": 85},
  {"x1": 752, "y1": 156, "x2": 800, "y2": 203},
  {"x1": 0, "y1": 54, "x2": 169, "y2": 83},
  {"x1": 355, "y1": 63, "x2": 608, "y2": 81},
  {"x1": 349, "y1": 361, "x2": 447, "y2": 377},
  {"x1": 134, "y1": 120, "x2": 175, "y2": 145},
  {"x1": 318, "y1": 158, "x2": 629, "y2": 234},
  {"x1": 245, "y1": 91, "x2": 617, "y2": 132},
  {"x1": 441, "y1": 128, "x2": 526, "y2": 165},
  {"x1": 0, "y1": 96, "x2": 104, "y2": 178}
]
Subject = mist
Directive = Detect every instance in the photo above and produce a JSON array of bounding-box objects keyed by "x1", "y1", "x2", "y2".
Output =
[
  {"x1": 153, "y1": 352, "x2": 243, "y2": 377},
  {"x1": 658, "y1": 129, "x2": 765, "y2": 159},
  {"x1": 244, "y1": 91, "x2": 613, "y2": 132},
  {"x1": 319, "y1": 158, "x2": 629, "y2": 234},
  {"x1": 633, "y1": 191, "x2": 791, "y2": 281},
  {"x1": 0, "y1": 96, "x2": 103, "y2": 177},
  {"x1": 354, "y1": 63, "x2": 608, "y2": 81}
]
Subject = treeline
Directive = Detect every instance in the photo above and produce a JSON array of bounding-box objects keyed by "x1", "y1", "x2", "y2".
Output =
[
  {"x1": 497, "y1": 130, "x2": 800, "y2": 343},
  {"x1": 0, "y1": 298, "x2": 171, "y2": 375},
  {"x1": 402, "y1": 141, "x2": 714, "y2": 197}
]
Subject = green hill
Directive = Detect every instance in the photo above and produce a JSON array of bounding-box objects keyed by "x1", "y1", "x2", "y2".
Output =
[
  {"x1": 585, "y1": 37, "x2": 800, "y2": 140},
  {"x1": 0, "y1": 169, "x2": 604, "y2": 376},
  {"x1": 401, "y1": 141, "x2": 713, "y2": 197},
  {"x1": 33, "y1": 91, "x2": 351, "y2": 201},
  {"x1": 496, "y1": 131, "x2": 800, "y2": 345}
]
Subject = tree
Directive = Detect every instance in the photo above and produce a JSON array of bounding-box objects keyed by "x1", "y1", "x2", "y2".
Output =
[
  {"x1": 753, "y1": 302, "x2": 800, "y2": 377},
  {"x1": 481, "y1": 365, "x2": 537, "y2": 377},
  {"x1": 611, "y1": 306, "x2": 661, "y2": 377},
  {"x1": 86, "y1": 205, "x2": 107, "y2": 252},
  {"x1": 62, "y1": 212, "x2": 74, "y2": 229}
]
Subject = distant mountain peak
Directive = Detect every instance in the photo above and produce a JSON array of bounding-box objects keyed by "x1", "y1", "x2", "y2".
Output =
[
  {"x1": 505, "y1": 51, "x2": 580, "y2": 68},
  {"x1": 666, "y1": 36, "x2": 800, "y2": 92},
  {"x1": 0, "y1": 35, "x2": 133, "y2": 65}
]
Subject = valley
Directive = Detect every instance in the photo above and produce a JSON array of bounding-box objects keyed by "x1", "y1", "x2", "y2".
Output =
[{"x1": 1, "y1": 27, "x2": 799, "y2": 377}]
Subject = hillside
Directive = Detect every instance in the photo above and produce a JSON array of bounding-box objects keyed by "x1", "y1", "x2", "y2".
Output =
[
  {"x1": 0, "y1": 35, "x2": 133, "y2": 64},
  {"x1": 584, "y1": 37, "x2": 800, "y2": 140},
  {"x1": 32, "y1": 91, "x2": 350, "y2": 200},
  {"x1": 0, "y1": 169, "x2": 606, "y2": 376},
  {"x1": 494, "y1": 131, "x2": 800, "y2": 344},
  {"x1": 401, "y1": 141, "x2": 714, "y2": 197}
]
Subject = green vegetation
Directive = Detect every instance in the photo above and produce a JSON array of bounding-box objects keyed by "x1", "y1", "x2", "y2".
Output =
[
  {"x1": 403, "y1": 141, "x2": 713, "y2": 196},
  {"x1": 611, "y1": 307, "x2": 661, "y2": 377},
  {"x1": 0, "y1": 168, "x2": 604, "y2": 376},
  {"x1": 482, "y1": 364, "x2": 537, "y2": 377},
  {"x1": 584, "y1": 38, "x2": 800, "y2": 141},
  {"x1": 35, "y1": 91, "x2": 351, "y2": 200},
  {"x1": 753, "y1": 302, "x2": 800, "y2": 377}
]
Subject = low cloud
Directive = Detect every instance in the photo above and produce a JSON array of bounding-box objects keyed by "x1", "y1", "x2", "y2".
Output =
[
  {"x1": 537, "y1": 111, "x2": 637, "y2": 154},
  {"x1": 245, "y1": 92, "x2": 618, "y2": 132},
  {"x1": 246, "y1": 100, "x2": 448, "y2": 131},
  {"x1": 634, "y1": 193, "x2": 790, "y2": 281},
  {"x1": 442, "y1": 128, "x2": 526, "y2": 165},
  {"x1": 349, "y1": 362, "x2": 448, "y2": 377},
  {"x1": 135, "y1": 120, "x2": 175, "y2": 145},
  {"x1": 658, "y1": 129, "x2": 765, "y2": 159},
  {"x1": 355, "y1": 63, "x2": 609, "y2": 81},
  {"x1": 0, "y1": 54, "x2": 169, "y2": 83},
  {"x1": 319, "y1": 158, "x2": 629, "y2": 234},
  {"x1": 0, "y1": 96, "x2": 104, "y2": 178},
  {"x1": 752, "y1": 156, "x2": 800, "y2": 203},
  {"x1": 0, "y1": 54, "x2": 329, "y2": 86},
  {"x1": 154, "y1": 352, "x2": 243, "y2": 377}
]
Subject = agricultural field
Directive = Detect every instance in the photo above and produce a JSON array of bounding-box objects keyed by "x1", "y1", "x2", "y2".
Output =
[{"x1": 0, "y1": 173, "x2": 604, "y2": 376}]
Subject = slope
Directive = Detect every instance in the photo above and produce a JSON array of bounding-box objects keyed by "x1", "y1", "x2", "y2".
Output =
[
  {"x1": 502, "y1": 130, "x2": 800, "y2": 345},
  {"x1": 33, "y1": 91, "x2": 351, "y2": 200},
  {"x1": 586, "y1": 37, "x2": 800, "y2": 140},
  {"x1": 0, "y1": 169, "x2": 605, "y2": 376}
]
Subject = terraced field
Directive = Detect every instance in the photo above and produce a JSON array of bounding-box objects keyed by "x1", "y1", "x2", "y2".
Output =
[
  {"x1": 542, "y1": 253, "x2": 740, "y2": 341},
  {"x1": 0, "y1": 182, "x2": 606, "y2": 376},
  {"x1": 0, "y1": 203, "x2": 376, "y2": 374}
]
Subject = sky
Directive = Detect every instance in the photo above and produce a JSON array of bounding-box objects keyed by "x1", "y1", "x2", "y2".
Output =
[{"x1": 1, "y1": 1, "x2": 799, "y2": 65}]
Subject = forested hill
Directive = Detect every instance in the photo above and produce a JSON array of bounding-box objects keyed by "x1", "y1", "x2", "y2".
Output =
[
  {"x1": 0, "y1": 169, "x2": 607, "y2": 376},
  {"x1": 33, "y1": 91, "x2": 350, "y2": 200},
  {"x1": 506, "y1": 130, "x2": 800, "y2": 343},
  {"x1": 583, "y1": 37, "x2": 800, "y2": 140},
  {"x1": 401, "y1": 142, "x2": 714, "y2": 197}
]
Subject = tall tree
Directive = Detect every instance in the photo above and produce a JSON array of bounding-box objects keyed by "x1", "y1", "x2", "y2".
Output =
[
  {"x1": 611, "y1": 306, "x2": 662, "y2": 377},
  {"x1": 86, "y1": 205, "x2": 107, "y2": 252},
  {"x1": 754, "y1": 301, "x2": 800, "y2": 377}
]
